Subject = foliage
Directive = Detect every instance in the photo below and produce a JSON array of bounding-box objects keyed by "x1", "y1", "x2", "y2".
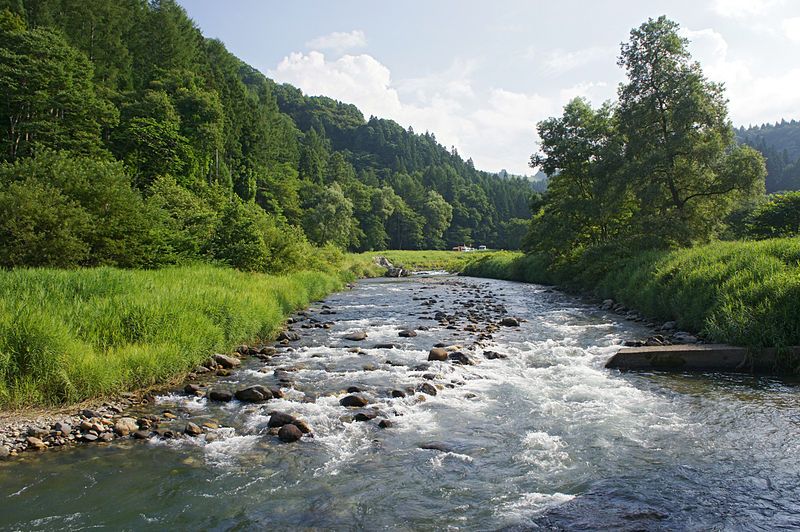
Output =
[
  {"x1": 743, "y1": 192, "x2": 800, "y2": 239},
  {"x1": 0, "y1": 0, "x2": 534, "y2": 260},
  {"x1": 737, "y1": 120, "x2": 800, "y2": 192},
  {"x1": 527, "y1": 16, "x2": 766, "y2": 260}
]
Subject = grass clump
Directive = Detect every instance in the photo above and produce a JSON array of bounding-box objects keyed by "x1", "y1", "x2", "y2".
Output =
[{"x1": 0, "y1": 264, "x2": 352, "y2": 409}]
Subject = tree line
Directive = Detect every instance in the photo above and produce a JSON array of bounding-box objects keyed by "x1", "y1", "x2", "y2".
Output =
[
  {"x1": 0, "y1": 0, "x2": 534, "y2": 272},
  {"x1": 736, "y1": 121, "x2": 800, "y2": 193}
]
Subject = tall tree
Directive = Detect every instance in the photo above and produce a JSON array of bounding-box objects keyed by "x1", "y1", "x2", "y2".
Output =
[{"x1": 617, "y1": 16, "x2": 765, "y2": 244}]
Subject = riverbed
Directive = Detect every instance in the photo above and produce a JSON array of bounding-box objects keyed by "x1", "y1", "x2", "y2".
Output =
[{"x1": 2, "y1": 274, "x2": 799, "y2": 530}]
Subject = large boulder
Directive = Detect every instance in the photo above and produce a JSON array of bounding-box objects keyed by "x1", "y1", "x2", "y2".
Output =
[
  {"x1": 448, "y1": 352, "x2": 475, "y2": 365},
  {"x1": 416, "y1": 382, "x2": 437, "y2": 396},
  {"x1": 184, "y1": 422, "x2": 203, "y2": 436},
  {"x1": 428, "y1": 348, "x2": 448, "y2": 361},
  {"x1": 278, "y1": 424, "x2": 303, "y2": 443},
  {"x1": 500, "y1": 317, "x2": 520, "y2": 327},
  {"x1": 212, "y1": 354, "x2": 241, "y2": 369},
  {"x1": 339, "y1": 394, "x2": 369, "y2": 407},
  {"x1": 344, "y1": 331, "x2": 368, "y2": 341},
  {"x1": 277, "y1": 331, "x2": 300, "y2": 342},
  {"x1": 398, "y1": 329, "x2": 417, "y2": 338},
  {"x1": 267, "y1": 412, "x2": 297, "y2": 428},
  {"x1": 208, "y1": 390, "x2": 233, "y2": 402},
  {"x1": 114, "y1": 417, "x2": 139, "y2": 436},
  {"x1": 235, "y1": 385, "x2": 273, "y2": 403}
]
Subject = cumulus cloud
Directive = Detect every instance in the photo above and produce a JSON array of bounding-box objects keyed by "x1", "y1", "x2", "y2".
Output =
[
  {"x1": 711, "y1": 0, "x2": 785, "y2": 18},
  {"x1": 269, "y1": 50, "x2": 610, "y2": 174},
  {"x1": 782, "y1": 17, "x2": 800, "y2": 42},
  {"x1": 305, "y1": 30, "x2": 366, "y2": 53}
]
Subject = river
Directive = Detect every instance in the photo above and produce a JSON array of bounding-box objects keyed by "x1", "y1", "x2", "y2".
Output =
[{"x1": 1, "y1": 274, "x2": 799, "y2": 530}]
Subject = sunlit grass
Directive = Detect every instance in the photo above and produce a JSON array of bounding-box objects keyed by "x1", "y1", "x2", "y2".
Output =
[{"x1": 0, "y1": 264, "x2": 354, "y2": 408}]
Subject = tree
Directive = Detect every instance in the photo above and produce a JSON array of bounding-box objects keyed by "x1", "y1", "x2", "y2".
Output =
[
  {"x1": 420, "y1": 190, "x2": 453, "y2": 249},
  {"x1": 0, "y1": 178, "x2": 90, "y2": 267},
  {"x1": 0, "y1": 11, "x2": 116, "y2": 161},
  {"x1": 617, "y1": 16, "x2": 765, "y2": 244},
  {"x1": 528, "y1": 98, "x2": 632, "y2": 255},
  {"x1": 301, "y1": 183, "x2": 356, "y2": 247},
  {"x1": 744, "y1": 191, "x2": 800, "y2": 239}
]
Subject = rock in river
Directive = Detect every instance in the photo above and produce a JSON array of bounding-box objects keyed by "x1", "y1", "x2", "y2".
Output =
[
  {"x1": 344, "y1": 331, "x2": 368, "y2": 341},
  {"x1": 235, "y1": 385, "x2": 273, "y2": 403},
  {"x1": 278, "y1": 424, "x2": 303, "y2": 443},
  {"x1": 267, "y1": 412, "x2": 296, "y2": 428},
  {"x1": 398, "y1": 329, "x2": 417, "y2": 338},
  {"x1": 340, "y1": 394, "x2": 369, "y2": 407},
  {"x1": 184, "y1": 422, "x2": 203, "y2": 436},
  {"x1": 209, "y1": 390, "x2": 233, "y2": 402},
  {"x1": 212, "y1": 354, "x2": 241, "y2": 369},
  {"x1": 428, "y1": 348, "x2": 448, "y2": 361},
  {"x1": 354, "y1": 410, "x2": 378, "y2": 422},
  {"x1": 500, "y1": 317, "x2": 520, "y2": 327},
  {"x1": 416, "y1": 382, "x2": 437, "y2": 396},
  {"x1": 114, "y1": 417, "x2": 139, "y2": 436},
  {"x1": 419, "y1": 441, "x2": 453, "y2": 453},
  {"x1": 448, "y1": 352, "x2": 475, "y2": 365}
]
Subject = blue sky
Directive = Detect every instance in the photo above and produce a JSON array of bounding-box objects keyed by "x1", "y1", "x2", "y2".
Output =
[{"x1": 179, "y1": 0, "x2": 800, "y2": 174}]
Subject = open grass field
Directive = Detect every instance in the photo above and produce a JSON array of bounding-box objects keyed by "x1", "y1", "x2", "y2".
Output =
[
  {"x1": 462, "y1": 239, "x2": 800, "y2": 349},
  {"x1": 363, "y1": 249, "x2": 491, "y2": 273},
  {"x1": 0, "y1": 264, "x2": 359, "y2": 409}
]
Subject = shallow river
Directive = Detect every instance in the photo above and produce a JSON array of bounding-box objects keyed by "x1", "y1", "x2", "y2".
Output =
[{"x1": 2, "y1": 274, "x2": 800, "y2": 531}]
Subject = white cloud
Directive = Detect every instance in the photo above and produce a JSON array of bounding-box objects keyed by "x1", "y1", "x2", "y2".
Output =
[
  {"x1": 682, "y1": 27, "x2": 800, "y2": 125},
  {"x1": 305, "y1": 30, "x2": 366, "y2": 53},
  {"x1": 711, "y1": 0, "x2": 785, "y2": 18},
  {"x1": 782, "y1": 17, "x2": 800, "y2": 42},
  {"x1": 531, "y1": 46, "x2": 617, "y2": 77}
]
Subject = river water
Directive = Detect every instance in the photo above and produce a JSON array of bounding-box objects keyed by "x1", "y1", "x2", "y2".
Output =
[{"x1": 2, "y1": 274, "x2": 800, "y2": 531}]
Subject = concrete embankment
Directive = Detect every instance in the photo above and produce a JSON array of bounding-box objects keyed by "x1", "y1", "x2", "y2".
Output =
[{"x1": 606, "y1": 344, "x2": 800, "y2": 373}]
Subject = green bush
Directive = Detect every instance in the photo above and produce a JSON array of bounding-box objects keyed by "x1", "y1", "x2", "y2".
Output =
[
  {"x1": 0, "y1": 150, "x2": 162, "y2": 268},
  {"x1": 0, "y1": 179, "x2": 91, "y2": 268},
  {"x1": 744, "y1": 192, "x2": 800, "y2": 239}
]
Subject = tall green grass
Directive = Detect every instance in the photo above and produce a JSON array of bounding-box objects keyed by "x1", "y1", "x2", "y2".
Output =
[
  {"x1": 463, "y1": 238, "x2": 800, "y2": 349},
  {"x1": 0, "y1": 264, "x2": 354, "y2": 408}
]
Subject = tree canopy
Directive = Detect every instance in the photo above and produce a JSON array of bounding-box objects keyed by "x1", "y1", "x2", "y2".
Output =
[{"x1": 527, "y1": 16, "x2": 766, "y2": 258}]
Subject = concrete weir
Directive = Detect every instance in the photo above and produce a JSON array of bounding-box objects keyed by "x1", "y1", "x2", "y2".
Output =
[{"x1": 606, "y1": 344, "x2": 800, "y2": 373}]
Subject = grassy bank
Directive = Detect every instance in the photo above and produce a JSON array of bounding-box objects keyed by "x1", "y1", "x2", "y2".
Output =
[
  {"x1": 463, "y1": 239, "x2": 800, "y2": 349},
  {"x1": 0, "y1": 262, "x2": 371, "y2": 409}
]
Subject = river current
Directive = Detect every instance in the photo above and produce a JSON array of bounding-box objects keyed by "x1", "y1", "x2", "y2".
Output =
[{"x1": 2, "y1": 274, "x2": 800, "y2": 531}]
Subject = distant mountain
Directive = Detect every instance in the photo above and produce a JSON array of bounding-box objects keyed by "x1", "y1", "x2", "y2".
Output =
[{"x1": 736, "y1": 120, "x2": 800, "y2": 192}]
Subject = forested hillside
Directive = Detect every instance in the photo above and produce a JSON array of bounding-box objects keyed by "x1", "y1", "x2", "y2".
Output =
[
  {"x1": 737, "y1": 120, "x2": 800, "y2": 192},
  {"x1": 0, "y1": 0, "x2": 533, "y2": 272}
]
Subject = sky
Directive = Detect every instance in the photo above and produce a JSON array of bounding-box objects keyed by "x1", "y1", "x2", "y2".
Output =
[{"x1": 179, "y1": 0, "x2": 800, "y2": 175}]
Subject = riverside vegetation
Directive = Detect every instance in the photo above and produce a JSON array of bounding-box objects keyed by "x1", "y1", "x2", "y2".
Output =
[{"x1": 2, "y1": 5, "x2": 800, "y2": 415}]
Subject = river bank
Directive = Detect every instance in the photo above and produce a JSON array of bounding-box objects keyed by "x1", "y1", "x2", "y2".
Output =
[{"x1": 462, "y1": 238, "x2": 800, "y2": 359}]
